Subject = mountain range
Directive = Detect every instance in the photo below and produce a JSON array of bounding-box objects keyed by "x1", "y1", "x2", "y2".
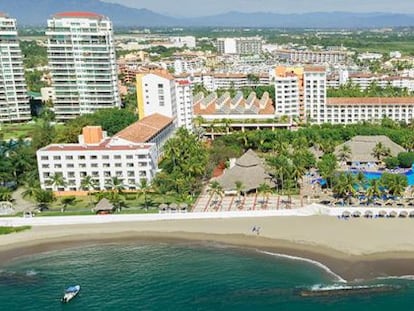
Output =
[{"x1": 1, "y1": 0, "x2": 414, "y2": 28}]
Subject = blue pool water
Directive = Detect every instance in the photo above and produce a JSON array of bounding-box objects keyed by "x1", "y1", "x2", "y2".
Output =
[
  {"x1": 314, "y1": 170, "x2": 414, "y2": 186},
  {"x1": 353, "y1": 170, "x2": 414, "y2": 186}
]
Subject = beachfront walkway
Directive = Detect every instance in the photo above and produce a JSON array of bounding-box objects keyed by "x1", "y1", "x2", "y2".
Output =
[{"x1": 192, "y1": 194, "x2": 302, "y2": 212}]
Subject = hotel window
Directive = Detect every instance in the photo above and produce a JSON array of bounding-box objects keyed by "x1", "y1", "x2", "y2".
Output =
[
  {"x1": 67, "y1": 164, "x2": 74, "y2": 168},
  {"x1": 115, "y1": 163, "x2": 122, "y2": 167},
  {"x1": 41, "y1": 156, "x2": 49, "y2": 161},
  {"x1": 114, "y1": 155, "x2": 121, "y2": 160},
  {"x1": 65, "y1": 155, "x2": 73, "y2": 160},
  {"x1": 53, "y1": 156, "x2": 61, "y2": 160},
  {"x1": 90, "y1": 155, "x2": 97, "y2": 160},
  {"x1": 78, "y1": 155, "x2": 86, "y2": 160},
  {"x1": 68, "y1": 172, "x2": 75, "y2": 178},
  {"x1": 42, "y1": 164, "x2": 49, "y2": 169},
  {"x1": 102, "y1": 155, "x2": 109, "y2": 160}
]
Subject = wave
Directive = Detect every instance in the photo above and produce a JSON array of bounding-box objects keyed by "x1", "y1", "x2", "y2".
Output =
[
  {"x1": 377, "y1": 275, "x2": 414, "y2": 281},
  {"x1": 309, "y1": 283, "x2": 385, "y2": 291},
  {"x1": 257, "y1": 250, "x2": 347, "y2": 283},
  {"x1": 25, "y1": 270, "x2": 37, "y2": 277}
]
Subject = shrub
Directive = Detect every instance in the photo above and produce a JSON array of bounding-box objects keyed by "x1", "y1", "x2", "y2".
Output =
[
  {"x1": 397, "y1": 152, "x2": 414, "y2": 168},
  {"x1": 384, "y1": 157, "x2": 400, "y2": 169}
]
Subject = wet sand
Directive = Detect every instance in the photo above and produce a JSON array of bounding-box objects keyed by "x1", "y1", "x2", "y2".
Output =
[{"x1": 1, "y1": 216, "x2": 414, "y2": 281}]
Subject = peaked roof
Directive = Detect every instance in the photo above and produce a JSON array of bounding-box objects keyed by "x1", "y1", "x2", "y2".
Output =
[
  {"x1": 216, "y1": 149, "x2": 274, "y2": 192},
  {"x1": 93, "y1": 198, "x2": 114, "y2": 212},
  {"x1": 236, "y1": 149, "x2": 261, "y2": 167},
  {"x1": 114, "y1": 113, "x2": 173, "y2": 143},
  {"x1": 334, "y1": 135, "x2": 405, "y2": 163}
]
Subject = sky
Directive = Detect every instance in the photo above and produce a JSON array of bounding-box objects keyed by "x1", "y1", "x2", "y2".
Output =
[{"x1": 103, "y1": 0, "x2": 414, "y2": 17}]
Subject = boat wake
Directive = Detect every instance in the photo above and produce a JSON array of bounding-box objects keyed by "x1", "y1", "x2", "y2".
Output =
[{"x1": 257, "y1": 250, "x2": 347, "y2": 283}]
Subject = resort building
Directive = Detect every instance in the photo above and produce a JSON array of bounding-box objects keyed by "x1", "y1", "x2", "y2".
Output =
[
  {"x1": 334, "y1": 136, "x2": 405, "y2": 165},
  {"x1": 193, "y1": 91, "x2": 292, "y2": 138},
  {"x1": 273, "y1": 49, "x2": 348, "y2": 64},
  {"x1": 0, "y1": 13, "x2": 30, "y2": 122},
  {"x1": 37, "y1": 113, "x2": 174, "y2": 192},
  {"x1": 216, "y1": 37, "x2": 262, "y2": 55},
  {"x1": 215, "y1": 149, "x2": 274, "y2": 194},
  {"x1": 136, "y1": 70, "x2": 194, "y2": 131},
  {"x1": 322, "y1": 97, "x2": 414, "y2": 125},
  {"x1": 274, "y1": 66, "x2": 326, "y2": 121},
  {"x1": 46, "y1": 12, "x2": 121, "y2": 121}
]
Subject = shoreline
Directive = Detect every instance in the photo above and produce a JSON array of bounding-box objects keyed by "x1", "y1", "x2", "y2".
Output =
[{"x1": 2, "y1": 217, "x2": 414, "y2": 281}]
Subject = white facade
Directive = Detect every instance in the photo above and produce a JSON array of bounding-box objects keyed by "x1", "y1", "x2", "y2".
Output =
[
  {"x1": 41, "y1": 87, "x2": 56, "y2": 102},
  {"x1": 139, "y1": 73, "x2": 177, "y2": 121},
  {"x1": 37, "y1": 114, "x2": 175, "y2": 192},
  {"x1": 37, "y1": 140, "x2": 158, "y2": 191},
  {"x1": 274, "y1": 75, "x2": 300, "y2": 117},
  {"x1": 175, "y1": 80, "x2": 194, "y2": 130},
  {"x1": 46, "y1": 12, "x2": 121, "y2": 120},
  {"x1": 274, "y1": 49, "x2": 347, "y2": 64},
  {"x1": 304, "y1": 70, "x2": 327, "y2": 124},
  {"x1": 138, "y1": 72, "x2": 194, "y2": 131},
  {"x1": 216, "y1": 37, "x2": 262, "y2": 55},
  {"x1": 0, "y1": 14, "x2": 30, "y2": 122}
]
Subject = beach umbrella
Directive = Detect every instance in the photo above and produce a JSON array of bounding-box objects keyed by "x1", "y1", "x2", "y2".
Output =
[
  {"x1": 158, "y1": 203, "x2": 168, "y2": 211},
  {"x1": 399, "y1": 211, "x2": 408, "y2": 218},
  {"x1": 352, "y1": 211, "x2": 361, "y2": 218},
  {"x1": 169, "y1": 203, "x2": 178, "y2": 211},
  {"x1": 409, "y1": 211, "x2": 414, "y2": 218},
  {"x1": 342, "y1": 211, "x2": 351, "y2": 218},
  {"x1": 364, "y1": 210, "x2": 373, "y2": 218},
  {"x1": 389, "y1": 211, "x2": 398, "y2": 218},
  {"x1": 378, "y1": 210, "x2": 387, "y2": 218},
  {"x1": 179, "y1": 203, "x2": 188, "y2": 211}
]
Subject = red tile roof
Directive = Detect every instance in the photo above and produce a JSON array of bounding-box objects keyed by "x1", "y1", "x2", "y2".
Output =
[
  {"x1": 53, "y1": 12, "x2": 103, "y2": 19},
  {"x1": 327, "y1": 97, "x2": 414, "y2": 105},
  {"x1": 115, "y1": 113, "x2": 174, "y2": 143}
]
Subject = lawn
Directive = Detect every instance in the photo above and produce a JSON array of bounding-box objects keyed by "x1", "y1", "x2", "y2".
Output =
[
  {"x1": 0, "y1": 226, "x2": 31, "y2": 235},
  {"x1": 0, "y1": 122, "x2": 65, "y2": 140}
]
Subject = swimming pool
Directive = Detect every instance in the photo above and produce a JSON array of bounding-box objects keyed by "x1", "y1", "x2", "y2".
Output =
[
  {"x1": 313, "y1": 170, "x2": 414, "y2": 186},
  {"x1": 351, "y1": 170, "x2": 414, "y2": 186}
]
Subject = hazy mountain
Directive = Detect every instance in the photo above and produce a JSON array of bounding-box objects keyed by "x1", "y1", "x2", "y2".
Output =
[
  {"x1": 0, "y1": 0, "x2": 178, "y2": 26},
  {"x1": 190, "y1": 11, "x2": 414, "y2": 28},
  {"x1": 0, "y1": 0, "x2": 413, "y2": 28}
]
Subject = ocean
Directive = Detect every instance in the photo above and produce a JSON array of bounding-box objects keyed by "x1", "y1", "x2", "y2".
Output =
[{"x1": 0, "y1": 242, "x2": 413, "y2": 310}]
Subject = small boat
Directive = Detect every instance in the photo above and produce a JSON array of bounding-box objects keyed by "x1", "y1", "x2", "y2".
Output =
[{"x1": 61, "y1": 285, "x2": 80, "y2": 303}]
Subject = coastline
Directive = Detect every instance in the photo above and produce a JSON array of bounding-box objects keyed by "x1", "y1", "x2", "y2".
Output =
[{"x1": 2, "y1": 216, "x2": 414, "y2": 281}]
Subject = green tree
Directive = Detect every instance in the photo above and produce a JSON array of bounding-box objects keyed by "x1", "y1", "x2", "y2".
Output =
[
  {"x1": 60, "y1": 196, "x2": 76, "y2": 212},
  {"x1": 366, "y1": 179, "x2": 382, "y2": 202},
  {"x1": 137, "y1": 178, "x2": 152, "y2": 211},
  {"x1": 234, "y1": 180, "x2": 245, "y2": 204},
  {"x1": 337, "y1": 145, "x2": 352, "y2": 163},
  {"x1": 0, "y1": 187, "x2": 12, "y2": 202},
  {"x1": 317, "y1": 154, "x2": 338, "y2": 189}
]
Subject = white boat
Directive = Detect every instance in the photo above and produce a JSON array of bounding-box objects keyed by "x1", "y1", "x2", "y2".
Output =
[{"x1": 61, "y1": 285, "x2": 80, "y2": 303}]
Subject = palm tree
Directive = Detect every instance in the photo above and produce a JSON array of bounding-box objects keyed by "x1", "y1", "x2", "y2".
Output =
[
  {"x1": 234, "y1": 180, "x2": 245, "y2": 204},
  {"x1": 60, "y1": 196, "x2": 76, "y2": 212},
  {"x1": 137, "y1": 178, "x2": 152, "y2": 211},
  {"x1": 372, "y1": 142, "x2": 391, "y2": 162},
  {"x1": 366, "y1": 179, "x2": 382, "y2": 203},
  {"x1": 337, "y1": 145, "x2": 352, "y2": 164},
  {"x1": 46, "y1": 174, "x2": 67, "y2": 195},
  {"x1": 80, "y1": 175, "x2": 97, "y2": 207},
  {"x1": 332, "y1": 173, "x2": 356, "y2": 204},
  {"x1": 386, "y1": 174, "x2": 408, "y2": 197},
  {"x1": 0, "y1": 187, "x2": 12, "y2": 202},
  {"x1": 208, "y1": 181, "x2": 224, "y2": 205},
  {"x1": 257, "y1": 183, "x2": 272, "y2": 206},
  {"x1": 105, "y1": 177, "x2": 126, "y2": 211},
  {"x1": 34, "y1": 189, "x2": 55, "y2": 211}
]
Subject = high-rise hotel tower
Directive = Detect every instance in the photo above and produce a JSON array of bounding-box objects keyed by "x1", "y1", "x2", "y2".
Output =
[
  {"x1": 0, "y1": 13, "x2": 29, "y2": 122},
  {"x1": 46, "y1": 12, "x2": 120, "y2": 120}
]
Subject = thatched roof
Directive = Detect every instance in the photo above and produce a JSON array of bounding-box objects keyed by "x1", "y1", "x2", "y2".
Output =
[
  {"x1": 216, "y1": 149, "x2": 275, "y2": 192},
  {"x1": 334, "y1": 135, "x2": 405, "y2": 163},
  {"x1": 93, "y1": 198, "x2": 114, "y2": 212}
]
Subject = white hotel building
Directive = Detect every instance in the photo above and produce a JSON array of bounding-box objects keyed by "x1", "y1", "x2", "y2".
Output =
[
  {"x1": 37, "y1": 114, "x2": 174, "y2": 192},
  {"x1": 46, "y1": 12, "x2": 121, "y2": 121},
  {"x1": 0, "y1": 13, "x2": 30, "y2": 122},
  {"x1": 136, "y1": 70, "x2": 194, "y2": 131},
  {"x1": 274, "y1": 66, "x2": 414, "y2": 125}
]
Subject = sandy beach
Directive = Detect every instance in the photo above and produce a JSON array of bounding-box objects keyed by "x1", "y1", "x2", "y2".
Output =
[{"x1": 2, "y1": 215, "x2": 414, "y2": 281}]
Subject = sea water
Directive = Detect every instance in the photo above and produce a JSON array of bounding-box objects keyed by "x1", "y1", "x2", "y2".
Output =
[{"x1": 0, "y1": 242, "x2": 413, "y2": 310}]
